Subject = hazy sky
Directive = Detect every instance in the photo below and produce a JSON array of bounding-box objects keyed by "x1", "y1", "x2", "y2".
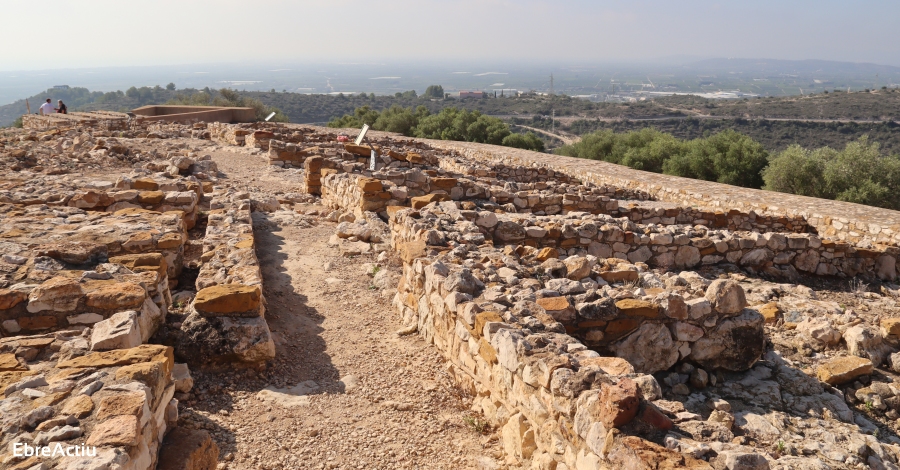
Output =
[{"x1": 2, "y1": 0, "x2": 898, "y2": 71}]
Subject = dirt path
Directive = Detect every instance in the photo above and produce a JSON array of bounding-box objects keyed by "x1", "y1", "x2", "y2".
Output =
[{"x1": 176, "y1": 145, "x2": 502, "y2": 470}]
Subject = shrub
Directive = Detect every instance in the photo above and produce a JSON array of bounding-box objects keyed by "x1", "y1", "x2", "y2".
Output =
[
  {"x1": 501, "y1": 132, "x2": 545, "y2": 152},
  {"x1": 664, "y1": 130, "x2": 769, "y2": 188},
  {"x1": 764, "y1": 137, "x2": 900, "y2": 209}
]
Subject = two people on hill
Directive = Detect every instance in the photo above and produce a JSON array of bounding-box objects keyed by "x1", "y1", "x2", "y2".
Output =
[{"x1": 38, "y1": 98, "x2": 67, "y2": 115}]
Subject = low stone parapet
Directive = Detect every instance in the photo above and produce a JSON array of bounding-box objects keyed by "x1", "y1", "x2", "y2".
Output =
[
  {"x1": 0, "y1": 341, "x2": 186, "y2": 470},
  {"x1": 170, "y1": 189, "x2": 274, "y2": 366}
]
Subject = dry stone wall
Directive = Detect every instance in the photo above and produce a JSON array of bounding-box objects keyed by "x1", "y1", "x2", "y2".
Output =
[
  {"x1": 387, "y1": 206, "x2": 730, "y2": 468},
  {"x1": 170, "y1": 189, "x2": 275, "y2": 367},
  {"x1": 428, "y1": 140, "x2": 900, "y2": 248},
  {"x1": 1, "y1": 340, "x2": 181, "y2": 470}
]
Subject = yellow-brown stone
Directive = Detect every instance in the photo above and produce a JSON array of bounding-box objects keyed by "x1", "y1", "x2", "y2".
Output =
[
  {"x1": 96, "y1": 392, "x2": 146, "y2": 421},
  {"x1": 816, "y1": 356, "x2": 874, "y2": 385},
  {"x1": 85, "y1": 282, "x2": 146, "y2": 310},
  {"x1": 605, "y1": 319, "x2": 641, "y2": 336},
  {"x1": 0, "y1": 289, "x2": 27, "y2": 310},
  {"x1": 343, "y1": 143, "x2": 372, "y2": 156},
  {"x1": 0, "y1": 371, "x2": 36, "y2": 392},
  {"x1": 115, "y1": 361, "x2": 164, "y2": 390},
  {"x1": 536, "y1": 297, "x2": 570, "y2": 313},
  {"x1": 882, "y1": 318, "x2": 900, "y2": 337},
  {"x1": 61, "y1": 394, "x2": 94, "y2": 418},
  {"x1": 133, "y1": 178, "x2": 159, "y2": 190},
  {"x1": 157, "y1": 232, "x2": 184, "y2": 249},
  {"x1": 19, "y1": 316, "x2": 58, "y2": 330},
  {"x1": 599, "y1": 270, "x2": 639, "y2": 283},
  {"x1": 136, "y1": 191, "x2": 165, "y2": 205},
  {"x1": 123, "y1": 232, "x2": 154, "y2": 250},
  {"x1": 579, "y1": 356, "x2": 636, "y2": 376},
  {"x1": 386, "y1": 206, "x2": 408, "y2": 219},
  {"x1": 57, "y1": 344, "x2": 174, "y2": 376},
  {"x1": 411, "y1": 193, "x2": 450, "y2": 209},
  {"x1": 33, "y1": 392, "x2": 68, "y2": 407},
  {"x1": 756, "y1": 302, "x2": 781, "y2": 324},
  {"x1": 87, "y1": 415, "x2": 140, "y2": 447},
  {"x1": 235, "y1": 238, "x2": 254, "y2": 249},
  {"x1": 193, "y1": 284, "x2": 261, "y2": 315},
  {"x1": 431, "y1": 178, "x2": 458, "y2": 190},
  {"x1": 478, "y1": 338, "x2": 497, "y2": 363},
  {"x1": 109, "y1": 253, "x2": 167, "y2": 278},
  {"x1": 535, "y1": 248, "x2": 559, "y2": 262},
  {"x1": 474, "y1": 311, "x2": 504, "y2": 337},
  {"x1": 15, "y1": 338, "x2": 55, "y2": 348},
  {"x1": 358, "y1": 178, "x2": 383, "y2": 192},
  {"x1": 0, "y1": 353, "x2": 26, "y2": 371},
  {"x1": 615, "y1": 299, "x2": 658, "y2": 318}
]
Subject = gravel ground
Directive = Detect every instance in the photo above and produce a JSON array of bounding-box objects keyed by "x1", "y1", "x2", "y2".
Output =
[{"x1": 173, "y1": 143, "x2": 504, "y2": 470}]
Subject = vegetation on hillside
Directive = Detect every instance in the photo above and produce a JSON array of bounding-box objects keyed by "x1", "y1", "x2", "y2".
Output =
[
  {"x1": 536, "y1": 117, "x2": 900, "y2": 154},
  {"x1": 557, "y1": 129, "x2": 900, "y2": 210},
  {"x1": 556, "y1": 129, "x2": 768, "y2": 188},
  {"x1": 763, "y1": 137, "x2": 900, "y2": 209},
  {"x1": 328, "y1": 106, "x2": 544, "y2": 152}
]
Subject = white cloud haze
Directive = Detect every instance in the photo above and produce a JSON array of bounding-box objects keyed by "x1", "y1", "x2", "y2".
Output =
[{"x1": 1, "y1": 0, "x2": 898, "y2": 70}]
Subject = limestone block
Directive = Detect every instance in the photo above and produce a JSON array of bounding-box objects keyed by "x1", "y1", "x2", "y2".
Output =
[
  {"x1": 192, "y1": 284, "x2": 262, "y2": 317},
  {"x1": 173, "y1": 363, "x2": 194, "y2": 393},
  {"x1": 502, "y1": 413, "x2": 537, "y2": 460},
  {"x1": 705, "y1": 279, "x2": 747, "y2": 315},
  {"x1": 689, "y1": 309, "x2": 764, "y2": 371},
  {"x1": 613, "y1": 323, "x2": 678, "y2": 374},
  {"x1": 90, "y1": 311, "x2": 143, "y2": 351}
]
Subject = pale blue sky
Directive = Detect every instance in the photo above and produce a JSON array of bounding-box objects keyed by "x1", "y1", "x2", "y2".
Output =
[{"x1": 1, "y1": 0, "x2": 897, "y2": 71}]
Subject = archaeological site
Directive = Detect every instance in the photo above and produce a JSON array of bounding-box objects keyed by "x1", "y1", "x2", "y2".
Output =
[{"x1": 3, "y1": 110, "x2": 900, "y2": 470}]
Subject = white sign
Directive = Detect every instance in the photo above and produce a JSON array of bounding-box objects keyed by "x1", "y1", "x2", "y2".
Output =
[
  {"x1": 369, "y1": 149, "x2": 377, "y2": 170},
  {"x1": 355, "y1": 124, "x2": 370, "y2": 145}
]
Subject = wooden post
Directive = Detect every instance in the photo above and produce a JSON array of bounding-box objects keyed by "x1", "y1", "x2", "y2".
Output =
[{"x1": 25, "y1": 99, "x2": 31, "y2": 114}]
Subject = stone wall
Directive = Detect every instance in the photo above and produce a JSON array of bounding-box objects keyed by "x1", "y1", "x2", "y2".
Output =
[
  {"x1": 22, "y1": 112, "x2": 129, "y2": 132},
  {"x1": 454, "y1": 209, "x2": 898, "y2": 280},
  {"x1": 1, "y1": 340, "x2": 181, "y2": 470},
  {"x1": 386, "y1": 205, "x2": 731, "y2": 469},
  {"x1": 426, "y1": 140, "x2": 900, "y2": 248},
  {"x1": 173, "y1": 188, "x2": 275, "y2": 366}
]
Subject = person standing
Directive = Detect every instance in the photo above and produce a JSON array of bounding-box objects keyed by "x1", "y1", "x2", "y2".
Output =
[
  {"x1": 56, "y1": 100, "x2": 67, "y2": 114},
  {"x1": 39, "y1": 98, "x2": 54, "y2": 116}
]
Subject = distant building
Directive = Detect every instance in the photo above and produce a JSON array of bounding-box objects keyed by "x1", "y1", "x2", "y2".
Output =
[
  {"x1": 458, "y1": 91, "x2": 485, "y2": 99},
  {"x1": 53, "y1": 85, "x2": 70, "y2": 90}
]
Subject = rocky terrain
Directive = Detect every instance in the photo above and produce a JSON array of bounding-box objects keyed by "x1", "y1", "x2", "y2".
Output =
[{"x1": 0, "y1": 115, "x2": 899, "y2": 470}]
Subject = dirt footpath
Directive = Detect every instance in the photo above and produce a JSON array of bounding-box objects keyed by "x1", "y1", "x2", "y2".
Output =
[{"x1": 175, "y1": 146, "x2": 504, "y2": 470}]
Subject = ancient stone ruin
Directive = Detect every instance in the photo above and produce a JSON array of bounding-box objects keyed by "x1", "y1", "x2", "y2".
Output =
[{"x1": 2, "y1": 116, "x2": 900, "y2": 469}]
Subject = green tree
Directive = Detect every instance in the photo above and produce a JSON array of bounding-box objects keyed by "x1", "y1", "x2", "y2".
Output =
[
  {"x1": 501, "y1": 132, "x2": 545, "y2": 152},
  {"x1": 166, "y1": 83, "x2": 176, "y2": 91},
  {"x1": 424, "y1": 85, "x2": 445, "y2": 99},
  {"x1": 762, "y1": 145, "x2": 830, "y2": 198},
  {"x1": 373, "y1": 105, "x2": 419, "y2": 135},
  {"x1": 663, "y1": 130, "x2": 769, "y2": 187},
  {"x1": 822, "y1": 137, "x2": 900, "y2": 208}
]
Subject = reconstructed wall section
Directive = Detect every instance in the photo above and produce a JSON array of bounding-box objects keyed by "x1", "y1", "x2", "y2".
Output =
[{"x1": 426, "y1": 140, "x2": 900, "y2": 248}]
